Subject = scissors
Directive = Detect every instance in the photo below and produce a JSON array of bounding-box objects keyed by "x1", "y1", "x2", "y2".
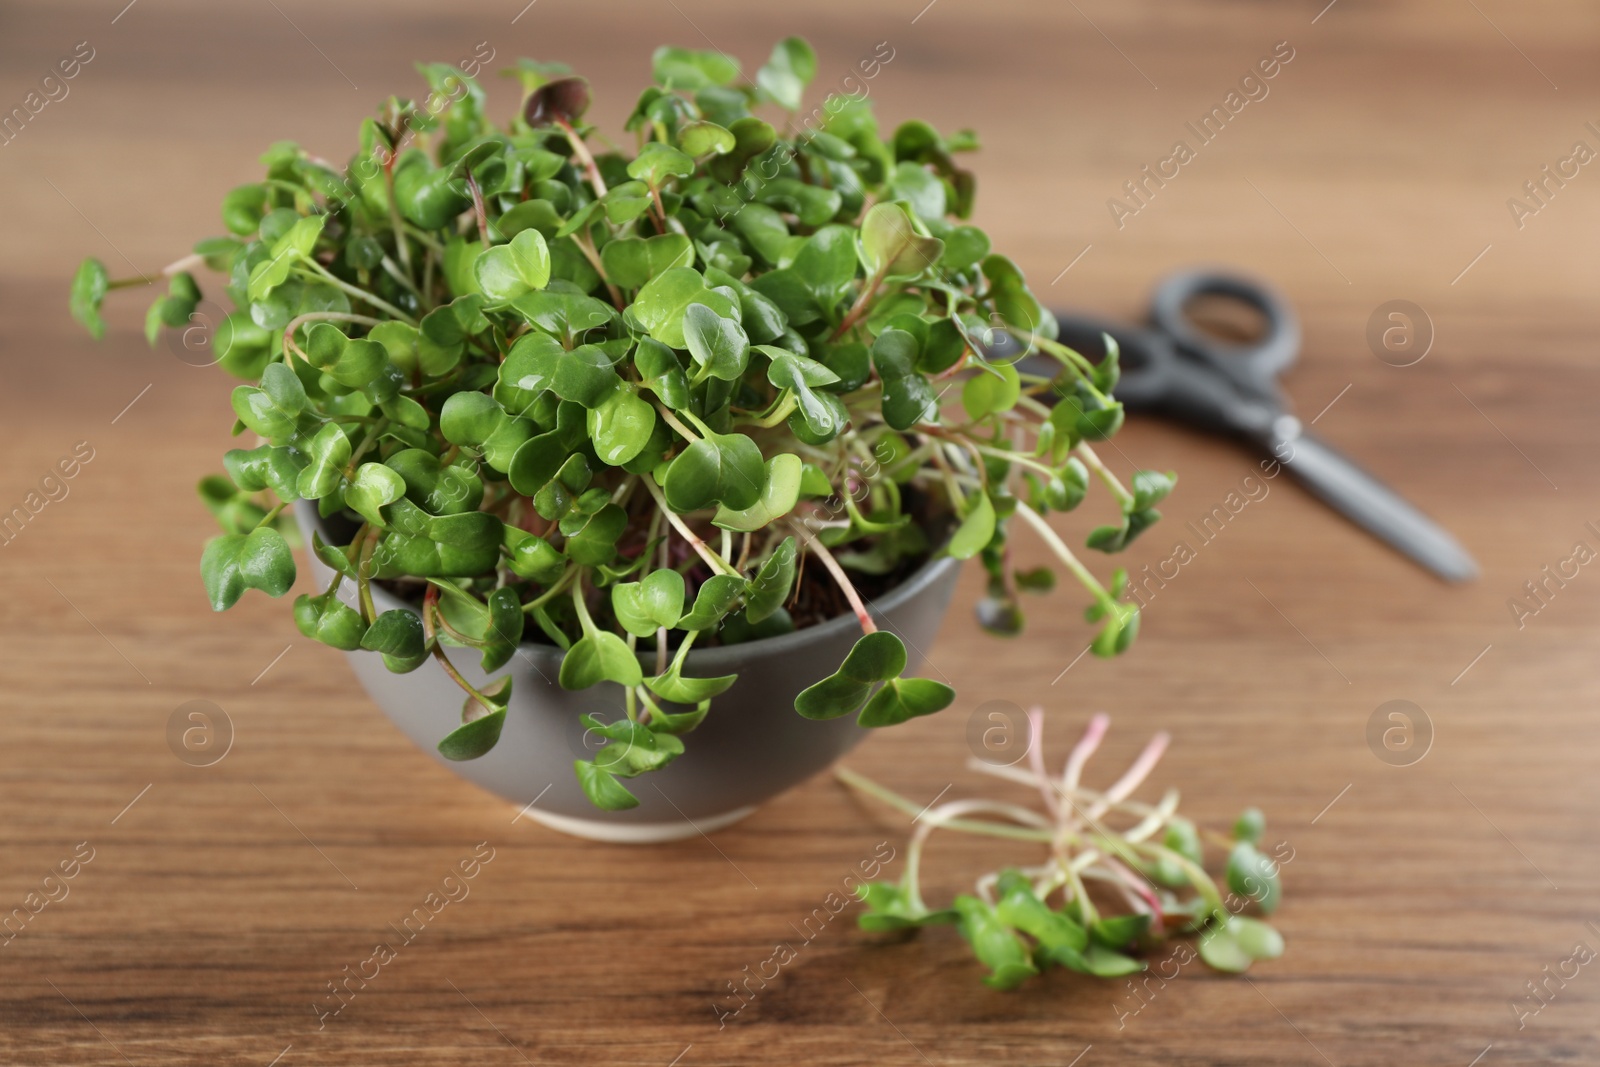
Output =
[{"x1": 1010, "y1": 267, "x2": 1478, "y2": 583}]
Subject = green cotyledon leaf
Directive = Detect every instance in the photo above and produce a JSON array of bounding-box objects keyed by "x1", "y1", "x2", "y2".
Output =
[
  {"x1": 633, "y1": 338, "x2": 690, "y2": 410},
  {"x1": 587, "y1": 383, "x2": 656, "y2": 467},
  {"x1": 754, "y1": 36, "x2": 817, "y2": 111},
  {"x1": 644, "y1": 663, "x2": 737, "y2": 704},
  {"x1": 662, "y1": 431, "x2": 766, "y2": 513},
  {"x1": 794, "y1": 631, "x2": 905, "y2": 720},
  {"x1": 856, "y1": 881, "x2": 958, "y2": 932},
  {"x1": 478, "y1": 587, "x2": 526, "y2": 673},
  {"x1": 345, "y1": 462, "x2": 406, "y2": 528},
  {"x1": 652, "y1": 46, "x2": 740, "y2": 89},
  {"x1": 475, "y1": 228, "x2": 552, "y2": 303},
  {"x1": 559, "y1": 630, "x2": 643, "y2": 689},
  {"x1": 712, "y1": 453, "x2": 802, "y2": 532},
  {"x1": 856, "y1": 677, "x2": 955, "y2": 728},
  {"x1": 626, "y1": 142, "x2": 695, "y2": 187},
  {"x1": 759, "y1": 345, "x2": 840, "y2": 438},
  {"x1": 678, "y1": 120, "x2": 735, "y2": 157},
  {"x1": 993, "y1": 870, "x2": 1088, "y2": 954},
  {"x1": 632, "y1": 267, "x2": 739, "y2": 349},
  {"x1": 948, "y1": 491, "x2": 996, "y2": 560},
  {"x1": 860, "y1": 202, "x2": 943, "y2": 279},
  {"x1": 438, "y1": 677, "x2": 513, "y2": 761},
  {"x1": 1226, "y1": 841, "x2": 1283, "y2": 915},
  {"x1": 952, "y1": 894, "x2": 1039, "y2": 991},
  {"x1": 599, "y1": 233, "x2": 693, "y2": 290},
  {"x1": 676, "y1": 575, "x2": 747, "y2": 631},
  {"x1": 292, "y1": 590, "x2": 367, "y2": 650},
  {"x1": 1197, "y1": 915, "x2": 1284, "y2": 973},
  {"x1": 231, "y1": 362, "x2": 308, "y2": 441},
  {"x1": 581, "y1": 713, "x2": 685, "y2": 777},
  {"x1": 201, "y1": 527, "x2": 296, "y2": 611},
  {"x1": 360, "y1": 609, "x2": 428, "y2": 674},
  {"x1": 612, "y1": 569, "x2": 686, "y2": 638},
  {"x1": 247, "y1": 214, "x2": 326, "y2": 300},
  {"x1": 872, "y1": 329, "x2": 939, "y2": 430},
  {"x1": 296, "y1": 422, "x2": 353, "y2": 499},
  {"x1": 574, "y1": 759, "x2": 640, "y2": 811},
  {"x1": 69, "y1": 258, "x2": 109, "y2": 339},
  {"x1": 742, "y1": 537, "x2": 797, "y2": 624},
  {"x1": 683, "y1": 303, "x2": 750, "y2": 381},
  {"x1": 438, "y1": 708, "x2": 505, "y2": 761}
]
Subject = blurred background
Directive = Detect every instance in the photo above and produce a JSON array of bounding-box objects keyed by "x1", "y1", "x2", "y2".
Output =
[{"x1": 2, "y1": 1, "x2": 1597, "y2": 1065}]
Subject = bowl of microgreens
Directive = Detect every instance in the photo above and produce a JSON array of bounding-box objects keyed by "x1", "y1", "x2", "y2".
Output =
[{"x1": 71, "y1": 39, "x2": 1168, "y2": 842}]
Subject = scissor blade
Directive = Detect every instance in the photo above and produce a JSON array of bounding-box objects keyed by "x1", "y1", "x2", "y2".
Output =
[{"x1": 1274, "y1": 432, "x2": 1478, "y2": 582}]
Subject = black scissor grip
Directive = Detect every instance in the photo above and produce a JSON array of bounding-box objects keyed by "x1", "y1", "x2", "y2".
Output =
[{"x1": 1148, "y1": 268, "x2": 1301, "y2": 387}]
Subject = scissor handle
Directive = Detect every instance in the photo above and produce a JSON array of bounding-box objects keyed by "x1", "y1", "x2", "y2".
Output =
[{"x1": 1148, "y1": 268, "x2": 1301, "y2": 385}]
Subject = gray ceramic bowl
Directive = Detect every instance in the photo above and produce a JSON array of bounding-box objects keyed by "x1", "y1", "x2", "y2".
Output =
[{"x1": 296, "y1": 502, "x2": 960, "y2": 842}]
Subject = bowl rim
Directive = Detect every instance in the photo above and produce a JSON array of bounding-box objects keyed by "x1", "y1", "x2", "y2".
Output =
[{"x1": 295, "y1": 500, "x2": 962, "y2": 671}]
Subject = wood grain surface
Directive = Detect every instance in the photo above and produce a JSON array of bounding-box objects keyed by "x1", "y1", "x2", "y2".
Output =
[{"x1": 2, "y1": 1, "x2": 1598, "y2": 1064}]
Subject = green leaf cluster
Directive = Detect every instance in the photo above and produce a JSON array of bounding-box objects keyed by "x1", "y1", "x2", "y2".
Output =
[{"x1": 72, "y1": 38, "x2": 1164, "y2": 812}]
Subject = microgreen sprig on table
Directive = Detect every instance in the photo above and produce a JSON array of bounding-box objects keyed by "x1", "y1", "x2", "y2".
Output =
[
  {"x1": 839, "y1": 711, "x2": 1285, "y2": 987},
  {"x1": 70, "y1": 39, "x2": 1174, "y2": 812}
]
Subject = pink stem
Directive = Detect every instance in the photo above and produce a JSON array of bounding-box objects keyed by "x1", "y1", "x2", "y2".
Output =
[
  {"x1": 1062, "y1": 712, "x2": 1110, "y2": 792},
  {"x1": 798, "y1": 527, "x2": 876, "y2": 634},
  {"x1": 1087, "y1": 732, "x2": 1170, "y2": 822},
  {"x1": 1103, "y1": 855, "x2": 1166, "y2": 934},
  {"x1": 1025, "y1": 707, "x2": 1058, "y2": 820}
]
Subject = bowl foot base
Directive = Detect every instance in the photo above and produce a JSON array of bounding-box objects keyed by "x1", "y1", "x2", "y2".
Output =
[{"x1": 521, "y1": 804, "x2": 758, "y2": 843}]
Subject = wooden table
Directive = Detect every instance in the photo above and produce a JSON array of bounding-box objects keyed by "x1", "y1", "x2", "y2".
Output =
[{"x1": 3, "y1": 1, "x2": 1597, "y2": 1063}]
